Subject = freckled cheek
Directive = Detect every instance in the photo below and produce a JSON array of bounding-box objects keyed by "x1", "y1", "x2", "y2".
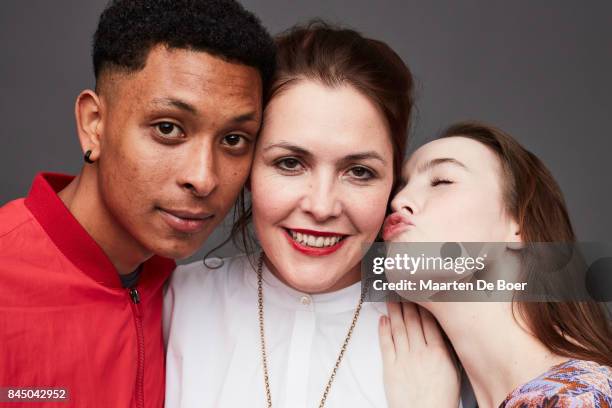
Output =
[
  {"x1": 219, "y1": 155, "x2": 251, "y2": 186},
  {"x1": 213, "y1": 158, "x2": 252, "y2": 216},
  {"x1": 101, "y1": 134, "x2": 173, "y2": 214}
]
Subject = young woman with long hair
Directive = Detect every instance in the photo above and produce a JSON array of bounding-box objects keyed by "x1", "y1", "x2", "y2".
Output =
[{"x1": 380, "y1": 122, "x2": 612, "y2": 407}]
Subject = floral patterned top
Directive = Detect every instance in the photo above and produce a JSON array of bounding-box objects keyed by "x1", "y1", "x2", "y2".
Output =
[{"x1": 500, "y1": 359, "x2": 612, "y2": 408}]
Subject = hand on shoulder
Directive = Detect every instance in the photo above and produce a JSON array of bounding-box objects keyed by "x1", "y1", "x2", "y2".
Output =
[{"x1": 379, "y1": 302, "x2": 460, "y2": 408}]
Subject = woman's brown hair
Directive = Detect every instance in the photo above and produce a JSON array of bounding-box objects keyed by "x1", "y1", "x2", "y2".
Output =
[
  {"x1": 440, "y1": 121, "x2": 612, "y2": 367},
  {"x1": 226, "y1": 21, "x2": 415, "y2": 257}
]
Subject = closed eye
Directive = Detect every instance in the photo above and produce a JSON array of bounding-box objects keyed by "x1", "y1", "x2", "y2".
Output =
[{"x1": 431, "y1": 178, "x2": 453, "y2": 187}]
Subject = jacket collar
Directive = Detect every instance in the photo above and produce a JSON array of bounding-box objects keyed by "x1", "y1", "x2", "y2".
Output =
[{"x1": 24, "y1": 172, "x2": 175, "y2": 290}]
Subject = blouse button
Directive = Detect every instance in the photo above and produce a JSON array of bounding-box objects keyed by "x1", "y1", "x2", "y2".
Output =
[
  {"x1": 203, "y1": 257, "x2": 224, "y2": 269},
  {"x1": 300, "y1": 295, "x2": 311, "y2": 305}
]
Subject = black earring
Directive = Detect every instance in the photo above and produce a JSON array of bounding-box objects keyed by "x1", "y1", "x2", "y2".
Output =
[{"x1": 84, "y1": 150, "x2": 95, "y2": 164}]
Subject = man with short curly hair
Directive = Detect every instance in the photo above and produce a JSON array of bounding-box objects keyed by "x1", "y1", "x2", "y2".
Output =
[{"x1": 0, "y1": 1, "x2": 275, "y2": 406}]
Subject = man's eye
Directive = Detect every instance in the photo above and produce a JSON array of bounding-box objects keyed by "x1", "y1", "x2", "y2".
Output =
[
  {"x1": 154, "y1": 122, "x2": 183, "y2": 139},
  {"x1": 276, "y1": 157, "x2": 303, "y2": 171},
  {"x1": 222, "y1": 134, "x2": 249, "y2": 147},
  {"x1": 348, "y1": 166, "x2": 375, "y2": 180},
  {"x1": 431, "y1": 178, "x2": 453, "y2": 187}
]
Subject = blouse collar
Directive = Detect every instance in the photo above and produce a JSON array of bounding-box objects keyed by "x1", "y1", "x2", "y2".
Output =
[
  {"x1": 24, "y1": 172, "x2": 175, "y2": 291},
  {"x1": 244, "y1": 253, "x2": 363, "y2": 314}
]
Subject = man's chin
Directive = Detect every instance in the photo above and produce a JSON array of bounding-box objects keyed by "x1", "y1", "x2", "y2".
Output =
[{"x1": 147, "y1": 237, "x2": 208, "y2": 260}]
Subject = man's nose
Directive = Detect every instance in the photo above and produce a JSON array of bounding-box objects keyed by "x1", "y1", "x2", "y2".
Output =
[{"x1": 178, "y1": 142, "x2": 219, "y2": 198}]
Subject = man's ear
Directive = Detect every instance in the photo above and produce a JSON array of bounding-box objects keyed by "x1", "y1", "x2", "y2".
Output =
[{"x1": 75, "y1": 89, "x2": 104, "y2": 162}]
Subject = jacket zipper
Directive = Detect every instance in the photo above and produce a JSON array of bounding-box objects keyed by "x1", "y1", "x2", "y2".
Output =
[{"x1": 129, "y1": 287, "x2": 145, "y2": 408}]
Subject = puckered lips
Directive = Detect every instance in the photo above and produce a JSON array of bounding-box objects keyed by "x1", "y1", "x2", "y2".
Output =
[
  {"x1": 283, "y1": 227, "x2": 348, "y2": 256},
  {"x1": 158, "y1": 207, "x2": 214, "y2": 234},
  {"x1": 382, "y1": 212, "x2": 414, "y2": 241}
]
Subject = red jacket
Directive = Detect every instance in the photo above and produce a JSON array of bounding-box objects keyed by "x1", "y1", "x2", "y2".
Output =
[{"x1": 0, "y1": 173, "x2": 175, "y2": 407}]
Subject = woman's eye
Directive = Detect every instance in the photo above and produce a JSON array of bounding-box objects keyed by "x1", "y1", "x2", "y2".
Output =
[
  {"x1": 276, "y1": 157, "x2": 303, "y2": 172},
  {"x1": 348, "y1": 166, "x2": 375, "y2": 180},
  {"x1": 431, "y1": 178, "x2": 453, "y2": 187},
  {"x1": 222, "y1": 134, "x2": 249, "y2": 147},
  {"x1": 154, "y1": 122, "x2": 184, "y2": 139}
]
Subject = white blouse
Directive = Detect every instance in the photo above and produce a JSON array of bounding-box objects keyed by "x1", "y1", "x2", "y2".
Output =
[{"x1": 163, "y1": 254, "x2": 389, "y2": 408}]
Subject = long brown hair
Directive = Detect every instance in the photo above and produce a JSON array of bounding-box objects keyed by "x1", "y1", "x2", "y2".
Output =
[
  {"x1": 440, "y1": 121, "x2": 612, "y2": 367},
  {"x1": 227, "y1": 21, "x2": 415, "y2": 257}
]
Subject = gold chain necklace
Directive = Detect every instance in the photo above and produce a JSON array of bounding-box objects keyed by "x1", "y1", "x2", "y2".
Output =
[{"x1": 256, "y1": 253, "x2": 366, "y2": 408}]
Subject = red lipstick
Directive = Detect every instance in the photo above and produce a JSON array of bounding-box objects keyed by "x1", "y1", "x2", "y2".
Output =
[
  {"x1": 382, "y1": 212, "x2": 414, "y2": 241},
  {"x1": 283, "y1": 228, "x2": 347, "y2": 256},
  {"x1": 289, "y1": 228, "x2": 344, "y2": 237}
]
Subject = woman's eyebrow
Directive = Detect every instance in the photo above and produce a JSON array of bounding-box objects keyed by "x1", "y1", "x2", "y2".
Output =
[
  {"x1": 263, "y1": 143, "x2": 386, "y2": 165},
  {"x1": 263, "y1": 142, "x2": 312, "y2": 158},
  {"x1": 416, "y1": 157, "x2": 468, "y2": 174},
  {"x1": 339, "y1": 152, "x2": 386, "y2": 165}
]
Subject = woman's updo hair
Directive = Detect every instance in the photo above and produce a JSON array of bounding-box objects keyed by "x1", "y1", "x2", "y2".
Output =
[
  {"x1": 226, "y1": 21, "x2": 415, "y2": 259},
  {"x1": 268, "y1": 20, "x2": 414, "y2": 181}
]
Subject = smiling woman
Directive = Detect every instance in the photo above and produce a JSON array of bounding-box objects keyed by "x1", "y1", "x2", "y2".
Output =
[
  {"x1": 164, "y1": 21, "x2": 415, "y2": 407},
  {"x1": 251, "y1": 81, "x2": 394, "y2": 293}
]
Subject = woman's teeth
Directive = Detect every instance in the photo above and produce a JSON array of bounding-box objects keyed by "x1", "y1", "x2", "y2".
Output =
[{"x1": 289, "y1": 230, "x2": 344, "y2": 248}]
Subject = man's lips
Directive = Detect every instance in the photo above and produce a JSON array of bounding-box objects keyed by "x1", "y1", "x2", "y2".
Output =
[
  {"x1": 158, "y1": 207, "x2": 214, "y2": 234},
  {"x1": 382, "y1": 212, "x2": 414, "y2": 241}
]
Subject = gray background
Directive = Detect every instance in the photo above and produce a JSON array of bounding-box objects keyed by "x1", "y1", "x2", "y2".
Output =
[{"x1": 1, "y1": 1, "x2": 611, "y2": 264}]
